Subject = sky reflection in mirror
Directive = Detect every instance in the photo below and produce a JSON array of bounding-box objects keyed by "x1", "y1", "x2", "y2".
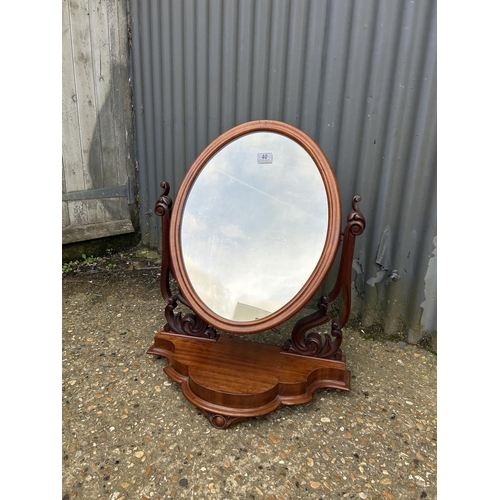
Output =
[{"x1": 180, "y1": 131, "x2": 328, "y2": 322}]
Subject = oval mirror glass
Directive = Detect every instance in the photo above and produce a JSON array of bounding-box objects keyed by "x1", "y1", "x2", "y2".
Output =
[
  {"x1": 181, "y1": 131, "x2": 327, "y2": 322},
  {"x1": 173, "y1": 125, "x2": 339, "y2": 330}
]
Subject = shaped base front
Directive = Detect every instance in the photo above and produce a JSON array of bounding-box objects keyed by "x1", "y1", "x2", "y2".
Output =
[{"x1": 147, "y1": 330, "x2": 350, "y2": 428}]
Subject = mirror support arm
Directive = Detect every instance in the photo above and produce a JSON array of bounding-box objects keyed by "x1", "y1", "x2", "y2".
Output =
[
  {"x1": 154, "y1": 182, "x2": 218, "y2": 340},
  {"x1": 154, "y1": 182, "x2": 174, "y2": 303},
  {"x1": 283, "y1": 195, "x2": 365, "y2": 360},
  {"x1": 327, "y1": 194, "x2": 366, "y2": 329}
]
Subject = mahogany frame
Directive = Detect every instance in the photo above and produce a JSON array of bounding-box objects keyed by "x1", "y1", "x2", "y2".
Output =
[
  {"x1": 169, "y1": 120, "x2": 342, "y2": 334},
  {"x1": 147, "y1": 120, "x2": 365, "y2": 428}
]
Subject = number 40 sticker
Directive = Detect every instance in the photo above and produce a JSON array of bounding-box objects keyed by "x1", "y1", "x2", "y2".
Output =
[{"x1": 257, "y1": 153, "x2": 273, "y2": 164}]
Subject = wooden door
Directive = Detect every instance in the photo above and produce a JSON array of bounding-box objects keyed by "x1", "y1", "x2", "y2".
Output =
[{"x1": 62, "y1": 0, "x2": 135, "y2": 244}]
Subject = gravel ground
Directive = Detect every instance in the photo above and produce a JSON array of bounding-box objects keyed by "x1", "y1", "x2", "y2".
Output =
[{"x1": 62, "y1": 246, "x2": 437, "y2": 500}]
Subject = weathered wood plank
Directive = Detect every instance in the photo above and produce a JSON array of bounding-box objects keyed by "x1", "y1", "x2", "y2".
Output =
[
  {"x1": 69, "y1": 0, "x2": 102, "y2": 191},
  {"x1": 62, "y1": 218, "x2": 134, "y2": 244},
  {"x1": 106, "y1": 0, "x2": 131, "y2": 221},
  {"x1": 114, "y1": 0, "x2": 133, "y2": 187},
  {"x1": 62, "y1": 157, "x2": 70, "y2": 229},
  {"x1": 62, "y1": 0, "x2": 88, "y2": 226},
  {"x1": 62, "y1": 201, "x2": 71, "y2": 229},
  {"x1": 62, "y1": 0, "x2": 84, "y2": 192},
  {"x1": 68, "y1": 0, "x2": 100, "y2": 226},
  {"x1": 86, "y1": 198, "x2": 106, "y2": 225},
  {"x1": 89, "y1": 0, "x2": 118, "y2": 189},
  {"x1": 86, "y1": 0, "x2": 115, "y2": 226},
  {"x1": 102, "y1": 198, "x2": 124, "y2": 223},
  {"x1": 66, "y1": 199, "x2": 88, "y2": 227}
]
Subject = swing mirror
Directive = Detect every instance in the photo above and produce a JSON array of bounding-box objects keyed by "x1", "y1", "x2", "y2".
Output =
[{"x1": 169, "y1": 120, "x2": 343, "y2": 334}]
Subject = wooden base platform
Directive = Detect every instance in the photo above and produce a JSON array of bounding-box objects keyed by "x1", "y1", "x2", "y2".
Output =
[{"x1": 147, "y1": 330, "x2": 350, "y2": 428}]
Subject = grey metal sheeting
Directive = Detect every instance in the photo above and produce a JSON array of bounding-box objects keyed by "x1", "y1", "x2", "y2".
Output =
[{"x1": 129, "y1": 0, "x2": 437, "y2": 344}]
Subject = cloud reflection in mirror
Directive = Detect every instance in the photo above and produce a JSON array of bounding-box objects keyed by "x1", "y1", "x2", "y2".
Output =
[{"x1": 180, "y1": 131, "x2": 328, "y2": 322}]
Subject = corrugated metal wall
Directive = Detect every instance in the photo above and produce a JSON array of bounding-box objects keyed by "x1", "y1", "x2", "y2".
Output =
[{"x1": 129, "y1": 0, "x2": 437, "y2": 345}]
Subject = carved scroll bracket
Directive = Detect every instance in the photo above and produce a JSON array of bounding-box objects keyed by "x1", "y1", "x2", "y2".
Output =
[
  {"x1": 155, "y1": 182, "x2": 218, "y2": 340},
  {"x1": 282, "y1": 195, "x2": 366, "y2": 360}
]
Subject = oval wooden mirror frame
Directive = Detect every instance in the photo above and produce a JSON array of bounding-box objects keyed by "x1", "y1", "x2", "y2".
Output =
[{"x1": 169, "y1": 120, "x2": 342, "y2": 334}]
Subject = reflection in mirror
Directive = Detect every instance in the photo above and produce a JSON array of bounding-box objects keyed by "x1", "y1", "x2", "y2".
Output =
[{"x1": 180, "y1": 131, "x2": 328, "y2": 322}]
